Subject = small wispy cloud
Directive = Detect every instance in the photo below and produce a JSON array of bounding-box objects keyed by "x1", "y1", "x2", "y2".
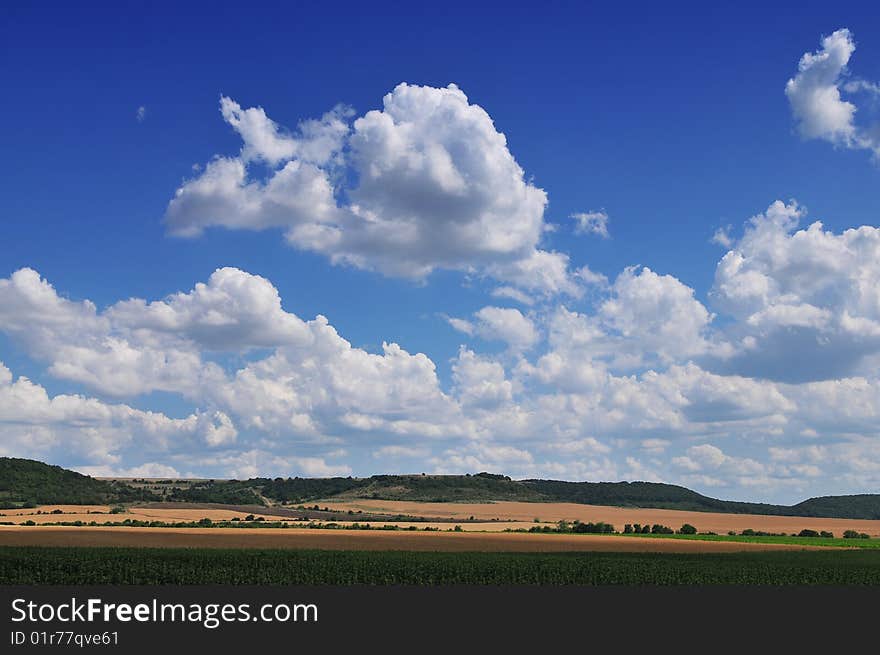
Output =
[
  {"x1": 136, "y1": 106, "x2": 147, "y2": 122},
  {"x1": 711, "y1": 225, "x2": 734, "y2": 248},
  {"x1": 570, "y1": 210, "x2": 610, "y2": 238}
]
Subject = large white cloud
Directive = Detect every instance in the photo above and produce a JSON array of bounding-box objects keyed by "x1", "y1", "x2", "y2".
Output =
[
  {"x1": 710, "y1": 200, "x2": 880, "y2": 381},
  {"x1": 0, "y1": 361, "x2": 236, "y2": 465},
  {"x1": 786, "y1": 28, "x2": 880, "y2": 156},
  {"x1": 164, "y1": 84, "x2": 580, "y2": 295},
  {"x1": 0, "y1": 267, "x2": 316, "y2": 397},
  {"x1": 0, "y1": 267, "x2": 466, "y2": 445}
]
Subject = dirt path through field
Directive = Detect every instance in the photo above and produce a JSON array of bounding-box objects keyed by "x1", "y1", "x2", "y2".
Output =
[{"x1": 0, "y1": 526, "x2": 838, "y2": 552}]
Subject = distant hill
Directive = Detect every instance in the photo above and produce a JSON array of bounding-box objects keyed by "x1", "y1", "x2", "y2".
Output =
[
  {"x1": 0, "y1": 458, "x2": 151, "y2": 507},
  {"x1": 167, "y1": 473, "x2": 880, "y2": 518},
  {"x1": 520, "y1": 481, "x2": 880, "y2": 519},
  {"x1": 789, "y1": 495, "x2": 880, "y2": 520},
  {"x1": 521, "y1": 480, "x2": 786, "y2": 515},
  {"x1": 327, "y1": 473, "x2": 544, "y2": 503},
  {"x1": 4, "y1": 458, "x2": 880, "y2": 519}
]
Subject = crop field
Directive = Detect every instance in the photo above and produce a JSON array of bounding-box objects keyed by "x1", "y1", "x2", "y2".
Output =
[
  {"x1": 2, "y1": 546, "x2": 880, "y2": 585},
  {"x1": 0, "y1": 504, "x2": 512, "y2": 528},
  {"x1": 0, "y1": 525, "x2": 839, "y2": 552},
  {"x1": 0, "y1": 505, "x2": 302, "y2": 524},
  {"x1": 320, "y1": 500, "x2": 880, "y2": 537}
]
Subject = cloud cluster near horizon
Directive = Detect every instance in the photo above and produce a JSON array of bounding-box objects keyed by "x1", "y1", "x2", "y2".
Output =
[
  {"x1": 1, "y1": 28, "x2": 879, "y2": 503},
  {"x1": 4, "y1": 190, "x2": 880, "y2": 500}
]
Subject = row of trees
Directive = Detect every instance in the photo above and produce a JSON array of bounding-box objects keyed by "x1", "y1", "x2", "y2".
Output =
[
  {"x1": 734, "y1": 528, "x2": 872, "y2": 539},
  {"x1": 530, "y1": 520, "x2": 700, "y2": 535},
  {"x1": 623, "y1": 523, "x2": 695, "y2": 535}
]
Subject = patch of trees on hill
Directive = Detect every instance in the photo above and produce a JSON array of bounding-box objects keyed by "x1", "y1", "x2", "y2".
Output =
[
  {"x1": 0, "y1": 458, "x2": 151, "y2": 506},
  {"x1": 257, "y1": 477, "x2": 367, "y2": 503},
  {"x1": 166, "y1": 480, "x2": 264, "y2": 505},
  {"x1": 347, "y1": 473, "x2": 543, "y2": 502}
]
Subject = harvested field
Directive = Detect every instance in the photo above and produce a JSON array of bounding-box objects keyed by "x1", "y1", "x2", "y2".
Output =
[
  {"x1": 319, "y1": 500, "x2": 880, "y2": 537},
  {"x1": 0, "y1": 504, "x2": 480, "y2": 525},
  {"x1": 6, "y1": 501, "x2": 880, "y2": 537},
  {"x1": 0, "y1": 505, "x2": 284, "y2": 524},
  {"x1": 0, "y1": 526, "x2": 836, "y2": 552}
]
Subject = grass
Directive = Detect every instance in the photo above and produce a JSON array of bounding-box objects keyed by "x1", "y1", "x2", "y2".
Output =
[{"x1": 2, "y1": 546, "x2": 880, "y2": 585}]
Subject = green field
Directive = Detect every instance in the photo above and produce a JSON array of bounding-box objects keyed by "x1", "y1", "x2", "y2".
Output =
[{"x1": 3, "y1": 546, "x2": 880, "y2": 585}]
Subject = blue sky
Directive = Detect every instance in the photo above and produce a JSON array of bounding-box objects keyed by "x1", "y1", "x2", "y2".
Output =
[{"x1": 1, "y1": 2, "x2": 879, "y2": 502}]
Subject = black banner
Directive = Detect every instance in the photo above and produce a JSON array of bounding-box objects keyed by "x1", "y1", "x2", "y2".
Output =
[{"x1": 2, "y1": 585, "x2": 878, "y2": 651}]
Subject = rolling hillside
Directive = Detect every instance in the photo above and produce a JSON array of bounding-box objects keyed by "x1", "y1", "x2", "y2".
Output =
[
  {"x1": 171, "y1": 473, "x2": 880, "y2": 519},
  {"x1": 3, "y1": 458, "x2": 880, "y2": 519}
]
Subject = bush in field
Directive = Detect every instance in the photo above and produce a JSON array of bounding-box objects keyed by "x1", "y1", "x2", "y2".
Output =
[
  {"x1": 819, "y1": 531, "x2": 834, "y2": 538},
  {"x1": 624, "y1": 524, "x2": 633, "y2": 534},
  {"x1": 844, "y1": 530, "x2": 871, "y2": 539},
  {"x1": 798, "y1": 529, "x2": 820, "y2": 538},
  {"x1": 571, "y1": 521, "x2": 615, "y2": 534},
  {"x1": 651, "y1": 524, "x2": 674, "y2": 534},
  {"x1": 740, "y1": 528, "x2": 787, "y2": 537},
  {"x1": 678, "y1": 524, "x2": 697, "y2": 535}
]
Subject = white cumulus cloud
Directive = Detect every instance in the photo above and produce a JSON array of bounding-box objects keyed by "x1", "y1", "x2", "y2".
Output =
[
  {"x1": 786, "y1": 28, "x2": 880, "y2": 156},
  {"x1": 164, "y1": 84, "x2": 582, "y2": 296}
]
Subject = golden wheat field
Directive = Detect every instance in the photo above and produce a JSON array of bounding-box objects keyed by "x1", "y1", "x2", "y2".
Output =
[
  {"x1": 3, "y1": 500, "x2": 879, "y2": 554},
  {"x1": 318, "y1": 499, "x2": 880, "y2": 537},
  {"x1": 0, "y1": 505, "x2": 534, "y2": 531}
]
